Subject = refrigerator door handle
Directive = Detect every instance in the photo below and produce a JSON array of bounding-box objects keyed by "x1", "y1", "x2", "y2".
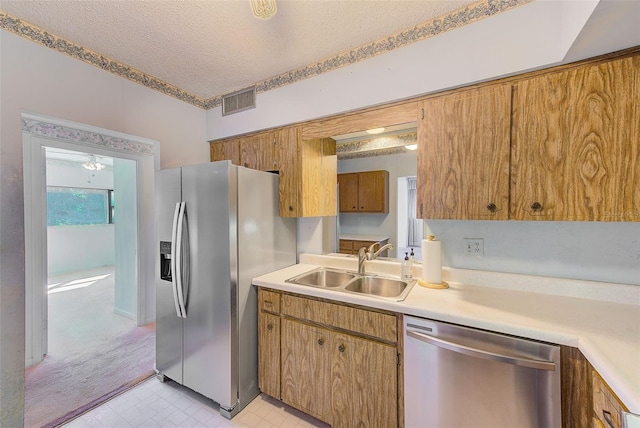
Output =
[
  {"x1": 175, "y1": 201, "x2": 188, "y2": 318},
  {"x1": 170, "y1": 202, "x2": 183, "y2": 318}
]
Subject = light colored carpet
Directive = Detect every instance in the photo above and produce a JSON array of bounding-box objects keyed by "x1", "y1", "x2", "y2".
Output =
[{"x1": 24, "y1": 267, "x2": 156, "y2": 428}]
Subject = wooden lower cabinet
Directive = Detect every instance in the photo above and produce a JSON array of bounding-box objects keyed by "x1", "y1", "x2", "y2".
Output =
[
  {"x1": 560, "y1": 346, "x2": 630, "y2": 428},
  {"x1": 281, "y1": 319, "x2": 332, "y2": 423},
  {"x1": 257, "y1": 288, "x2": 400, "y2": 427},
  {"x1": 331, "y1": 332, "x2": 398, "y2": 428},
  {"x1": 257, "y1": 311, "x2": 280, "y2": 398}
]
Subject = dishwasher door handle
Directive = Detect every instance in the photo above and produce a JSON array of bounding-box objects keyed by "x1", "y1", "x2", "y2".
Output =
[{"x1": 406, "y1": 330, "x2": 556, "y2": 371}]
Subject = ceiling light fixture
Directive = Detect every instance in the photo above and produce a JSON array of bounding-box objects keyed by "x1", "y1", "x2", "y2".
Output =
[
  {"x1": 250, "y1": 0, "x2": 277, "y2": 20},
  {"x1": 83, "y1": 155, "x2": 106, "y2": 171},
  {"x1": 405, "y1": 144, "x2": 418, "y2": 150},
  {"x1": 365, "y1": 127, "x2": 386, "y2": 135}
]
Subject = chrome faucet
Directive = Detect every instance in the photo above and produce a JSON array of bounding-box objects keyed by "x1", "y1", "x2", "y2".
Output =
[
  {"x1": 368, "y1": 242, "x2": 394, "y2": 260},
  {"x1": 357, "y1": 243, "x2": 394, "y2": 275},
  {"x1": 358, "y1": 246, "x2": 368, "y2": 275}
]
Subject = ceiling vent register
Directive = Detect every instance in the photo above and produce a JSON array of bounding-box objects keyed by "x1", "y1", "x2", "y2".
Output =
[{"x1": 222, "y1": 86, "x2": 256, "y2": 116}]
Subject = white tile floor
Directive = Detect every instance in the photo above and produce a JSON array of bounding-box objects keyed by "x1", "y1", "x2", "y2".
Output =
[{"x1": 62, "y1": 377, "x2": 329, "y2": 427}]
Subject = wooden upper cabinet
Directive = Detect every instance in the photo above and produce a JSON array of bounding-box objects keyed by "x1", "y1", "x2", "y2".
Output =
[
  {"x1": 278, "y1": 126, "x2": 337, "y2": 218},
  {"x1": 359, "y1": 170, "x2": 389, "y2": 213},
  {"x1": 210, "y1": 138, "x2": 240, "y2": 165},
  {"x1": 337, "y1": 170, "x2": 389, "y2": 213},
  {"x1": 417, "y1": 84, "x2": 512, "y2": 220},
  {"x1": 511, "y1": 56, "x2": 640, "y2": 221},
  {"x1": 239, "y1": 132, "x2": 278, "y2": 172},
  {"x1": 337, "y1": 173, "x2": 359, "y2": 212}
]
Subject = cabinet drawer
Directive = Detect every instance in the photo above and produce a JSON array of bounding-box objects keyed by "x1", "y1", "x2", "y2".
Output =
[
  {"x1": 259, "y1": 289, "x2": 281, "y2": 314},
  {"x1": 339, "y1": 240, "x2": 353, "y2": 251},
  {"x1": 593, "y1": 371, "x2": 625, "y2": 428},
  {"x1": 281, "y1": 294, "x2": 397, "y2": 343}
]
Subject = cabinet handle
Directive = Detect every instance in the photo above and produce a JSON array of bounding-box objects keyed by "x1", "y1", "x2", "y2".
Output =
[
  {"x1": 421, "y1": 108, "x2": 425, "y2": 120},
  {"x1": 602, "y1": 410, "x2": 614, "y2": 428},
  {"x1": 338, "y1": 344, "x2": 345, "y2": 353},
  {"x1": 530, "y1": 202, "x2": 543, "y2": 212},
  {"x1": 244, "y1": 162, "x2": 249, "y2": 167},
  {"x1": 318, "y1": 338, "x2": 325, "y2": 346},
  {"x1": 487, "y1": 203, "x2": 497, "y2": 213},
  {"x1": 267, "y1": 324, "x2": 273, "y2": 331},
  {"x1": 288, "y1": 205, "x2": 294, "y2": 211}
]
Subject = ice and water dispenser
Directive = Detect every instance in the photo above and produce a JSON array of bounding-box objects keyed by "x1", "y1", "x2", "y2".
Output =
[{"x1": 160, "y1": 241, "x2": 172, "y2": 281}]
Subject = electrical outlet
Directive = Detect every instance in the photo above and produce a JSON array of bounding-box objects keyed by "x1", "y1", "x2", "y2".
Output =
[{"x1": 463, "y1": 238, "x2": 484, "y2": 257}]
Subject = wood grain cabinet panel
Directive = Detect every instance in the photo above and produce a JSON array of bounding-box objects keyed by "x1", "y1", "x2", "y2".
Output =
[
  {"x1": 278, "y1": 127, "x2": 337, "y2": 218},
  {"x1": 337, "y1": 173, "x2": 359, "y2": 212},
  {"x1": 337, "y1": 170, "x2": 389, "y2": 213},
  {"x1": 511, "y1": 56, "x2": 640, "y2": 221},
  {"x1": 258, "y1": 311, "x2": 280, "y2": 398},
  {"x1": 209, "y1": 138, "x2": 240, "y2": 165},
  {"x1": 417, "y1": 84, "x2": 511, "y2": 220},
  {"x1": 281, "y1": 319, "x2": 332, "y2": 424},
  {"x1": 592, "y1": 370, "x2": 628, "y2": 428},
  {"x1": 331, "y1": 333, "x2": 398, "y2": 428},
  {"x1": 239, "y1": 132, "x2": 278, "y2": 172}
]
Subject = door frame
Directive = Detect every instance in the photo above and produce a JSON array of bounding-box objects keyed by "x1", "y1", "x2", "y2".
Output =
[{"x1": 22, "y1": 112, "x2": 159, "y2": 367}]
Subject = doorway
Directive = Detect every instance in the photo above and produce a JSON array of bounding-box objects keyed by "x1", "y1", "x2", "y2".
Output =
[
  {"x1": 22, "y1": 114, "x2": 159, "y2": 426},
  {"x1": 22, "y1": 113, "x2": 159, "y2": 365}
]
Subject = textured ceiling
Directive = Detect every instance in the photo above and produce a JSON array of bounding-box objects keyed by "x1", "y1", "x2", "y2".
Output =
[{"x1": 0, "y1": 0, "x2": 480, "y2": 101}]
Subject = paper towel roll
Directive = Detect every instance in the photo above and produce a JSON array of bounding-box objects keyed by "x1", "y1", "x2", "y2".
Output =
[{"x1": 421, "y1": 235, "x2": 442, "y2": 284}]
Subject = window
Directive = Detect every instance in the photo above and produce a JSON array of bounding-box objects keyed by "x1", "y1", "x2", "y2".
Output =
[{"x1": 47, "y1": 186, "x2": 115, "y2": 226}]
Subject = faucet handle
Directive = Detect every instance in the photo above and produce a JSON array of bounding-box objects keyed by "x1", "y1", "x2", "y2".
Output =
[{"x1": 368, "y1": 242, "x2": 379, "y2": 256}]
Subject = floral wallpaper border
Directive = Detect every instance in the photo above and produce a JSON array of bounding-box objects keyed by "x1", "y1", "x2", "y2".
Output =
[
  {"x1": 2, "y1": 0, "x2": 532, "y2": 110},
  {"x1": 337, "y1": 131, "x2": 417, "y2": 159},
  {"x1": 22, "y1": 118, "x2": 155, "y2": 155}
]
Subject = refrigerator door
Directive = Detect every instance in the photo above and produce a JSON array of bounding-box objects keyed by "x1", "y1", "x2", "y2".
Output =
[
  {"x1": 155, "y1": 167, "x2": 184, "y2": 384},
  {"x1": 181, "y1": 161, "x2": 236, "y2": 407}
]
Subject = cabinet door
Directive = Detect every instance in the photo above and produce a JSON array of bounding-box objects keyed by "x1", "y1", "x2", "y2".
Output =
[
  {"x1": 210, "y1": 139, "x2": 240, "y2": 165},
  {"x1": 277, "y1": 127, "x2": 301, "y2": 217},
  {"x1": 331, "y1": 333, "x2": 398, "y2": 428},
  {"x1": 258, "y1": 311, "x2": 280, "y2": 398},
  {"x1": 417, "y1": 84, "x2": 511, "y2": 219},
  {"x1": 512, "y1": 56, "x2": 639, "y2": 221},
  {"x1": 337, "y1": 173, "x2": 359, "y2": 212},
  {"x1": 281, "y1": 319, "x2": 332, "y2": 424},
  {"x1": 358, "y1": 170, "x2": 388, "y2": 213},
  {"x1": 239, "y1": 132, "x2": 277, "y2": 171}
]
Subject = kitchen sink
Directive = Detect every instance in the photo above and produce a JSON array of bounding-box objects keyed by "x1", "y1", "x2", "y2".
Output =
[
  {"x1": 344, "y1": 276, "x2": 410, "y2": 298},
  {"x1": 285, "y1": 267, "x2": 415, "y2": 301},
  {"x1": 286, "y1": 267, "x2": 357, "y2": 288}
]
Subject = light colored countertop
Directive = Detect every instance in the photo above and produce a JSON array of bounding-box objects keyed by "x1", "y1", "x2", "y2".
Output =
[
  {"x1": 339, "y1": 234, "x2": 389, "y2": 242},
  {"x1": 252, "y1": 253, "x2": 640, "y2": 414}
]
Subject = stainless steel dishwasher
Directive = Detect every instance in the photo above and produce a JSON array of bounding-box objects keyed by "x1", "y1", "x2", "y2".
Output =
[{"x1": 404, "y1": 315, "x2": 561, "y2": 427}]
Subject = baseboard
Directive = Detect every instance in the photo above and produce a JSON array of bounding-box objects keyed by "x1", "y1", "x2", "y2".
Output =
[{"x1": 112, "y1": 307, "x2": 135, "y2": 320}]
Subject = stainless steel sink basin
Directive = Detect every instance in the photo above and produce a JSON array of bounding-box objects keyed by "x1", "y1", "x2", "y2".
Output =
[
  {"x1": 286, "y1": 268, "x2": 357, "y2": 288},
  {"x1": 285, "y1": 267, "x2": 415, "y2": 301},
  {"x1": 344, "y1": 276, "x2": 410, "y2": 298}
]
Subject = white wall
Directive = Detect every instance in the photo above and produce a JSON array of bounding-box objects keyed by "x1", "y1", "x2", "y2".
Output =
[
  {"x1": 338, "y1": 153, "x2": 418, "y2": 254},
  {"x1": 0, "y1": 30, "x2": 207, "y2": 426},
  {"x1": 47, "y1": 225, "x2": 115, "y2": 274}
]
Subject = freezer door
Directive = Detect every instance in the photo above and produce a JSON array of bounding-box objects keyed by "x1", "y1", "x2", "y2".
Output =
[
  {"x1": 181, "y1": 161, "x2": 236, "y2": 408},
  {"x1": 155, "y1": 167, "x2": 184, "y2": 384}
]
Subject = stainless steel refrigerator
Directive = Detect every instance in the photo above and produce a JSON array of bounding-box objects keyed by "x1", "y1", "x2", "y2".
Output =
[{"x1": 155, "y1": 161, "x2": 297, "y2": 418}]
